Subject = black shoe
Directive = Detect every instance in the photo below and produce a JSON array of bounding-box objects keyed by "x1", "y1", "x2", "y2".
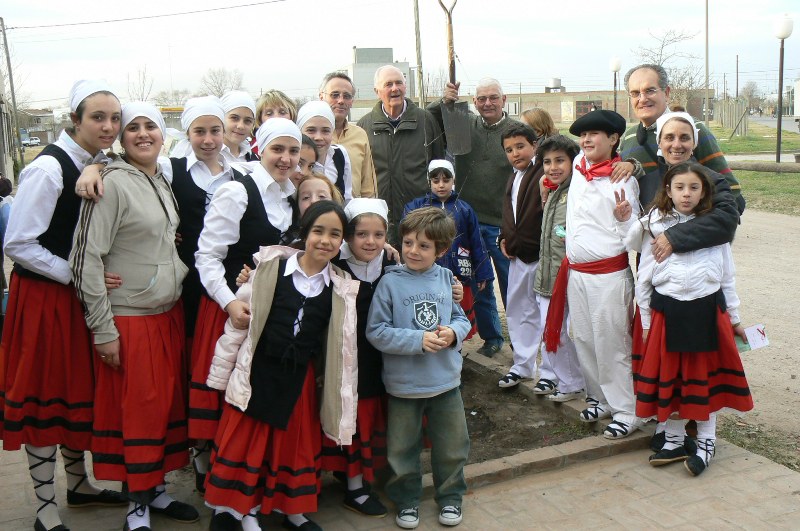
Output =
[
  {"x1": 343, "y1": 486, "x2": 387, "y2": 517},
  {"x1": 66, "y1": 488, "x2": 128, "y2": 508},
  {"x1": 281, "y1": 515, "x2": 322, "y2": 530},
  {"x1": 34, "y1": 519, "x2": 69, "y2": 531},
  {"x1": 477, "y1": 342, "x2": 502, "y2": 357},
  {"x1": 649, "y1": 431, "x2": 666, "y2": 452},
  {"x1": 649, "y1": 446, "x2": 689, "y2": 466},
  {"x1": 149, "y1": 500, "x2": 200, "y2": 523},
  {"x1": 685, "y1": 438, "x2": 715, "y2": 477},
  {"x1": 209, "y1": 512, "x2": 240, "y2": 531}
]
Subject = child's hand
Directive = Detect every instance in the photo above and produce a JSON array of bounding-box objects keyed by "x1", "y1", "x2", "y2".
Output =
[
  {"x1": 539, "y1": 175, "x2": 550, "y2": 205},
  {"x1": 384, "y1": 242, "x2": 401, "y2": 262},
  {"x1": 225, "y1": 300, "x2": 251, "y2": 330},
  {"x1": 642, "y1": 328, "x2": 649, "y2": 344},
  {"x1": 236, "y1": 264, "x2": 252, "y2": 287},
  {"x1": 650, "y1": 234, "x2": 674, "y2": 263},
  {"x1": 175, "y1": 232, "x2": 183, "y2": 246},
  {"x1": 733, "y1": 324, "x2": 747, "y2": 343},
  {"x1": 609, "y1": 161, "x2": 634, "y2": 183},
  {"x1": 613, "y1": 189, "x2": 632, "y2": 222},
  {"x1": 436, "y1": 325, "x2": 456, "y2": 347},
  {"x1": 451, "y1": 278, "x2": 464, "y2": 303},
  {"x1": 75, "y1": 163, "x2": 106, "y2": 202},
  {"x1": 104, "y1": 271, "x2": 122, "y2": 291},
  {"x1": 476, "y1": 280, "x2": 487, "y2": 291},
  {"x1": 422, "y1": 331, "x2": 448, "y2": 352}
]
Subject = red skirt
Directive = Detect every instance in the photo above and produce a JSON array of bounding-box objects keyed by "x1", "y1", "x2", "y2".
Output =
[
  {"x1": 635, "y1": 308, "x2": 753, "y2": 422},
  {"x1": 91, "y1": 303, "x2": 189, "y2": 493},
  {"x1": 0, "y1": 274, "x2": 94, "y2": 450},
  {"x1": 320, "y1": 395, "x2": 387, "y2": 481},
  {"x1": 204, "y1": 365, "x2": 321, "y2": 516},
  {"x1": 461, "y1": 285, "x2": 477, "y2": 341},
  {"x1": 631, "y1": 308, "x2": 645, "y2": 378},
  {"x1": 188, "y1": 295, "x2": 228, "y2": 440}
]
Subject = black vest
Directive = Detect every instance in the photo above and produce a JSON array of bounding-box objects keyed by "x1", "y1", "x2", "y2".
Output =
[
  {"x1": 13, "y1": 144, "x2": 82, "y2": 282},
  {"x1": 332, "y1": 146, "x2": 346, "y2": 197},
  {"x1": 245, "y1": 259, "x2": 333, "y2": 427}
]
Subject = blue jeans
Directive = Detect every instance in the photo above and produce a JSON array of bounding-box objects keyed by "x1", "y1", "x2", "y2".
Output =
[
  {"x1": 385, "y1": 388, "x2": 470, "y2": 509},
  {"x1": 474, "y1": 223, "x2": 508, "y2": 346}
]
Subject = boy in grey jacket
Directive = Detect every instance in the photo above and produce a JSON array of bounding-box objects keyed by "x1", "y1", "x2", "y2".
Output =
[{"x1": 366, "y1": 207, "x2": 471, "y2": 529}]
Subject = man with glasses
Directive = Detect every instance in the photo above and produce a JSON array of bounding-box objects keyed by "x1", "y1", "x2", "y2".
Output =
[
  {"x1": 358, "y1": 65, "x2": 443, "y2": 245},
  {"x1": 426, "y1": 78, "x2": 518, "y2": 358},
  {"x1": 319, "y1": 72, "x2": 378, "y2": 198},
  {"x1": 619, "y1": 64, "x2": 744, "y2": 212}
]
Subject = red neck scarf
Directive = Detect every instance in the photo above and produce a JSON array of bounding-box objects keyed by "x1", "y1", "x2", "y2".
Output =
[
  {"x1": 575, "y1": 155, "x2": 621, "y2": 181},
  {"x1": 542, "y1": 177, "x2": 559, "y2": 191}
]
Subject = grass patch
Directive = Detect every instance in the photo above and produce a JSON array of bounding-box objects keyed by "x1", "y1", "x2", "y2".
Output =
[
  {"x1": 706, "y1": 122, "x2": 800, "y2": 154},
  {"x1": 737, "y1": 170, "x2": 800, "y2": 216},
  {"x1": 717, "y1": 415, "x2": 800, "y2": 472}
]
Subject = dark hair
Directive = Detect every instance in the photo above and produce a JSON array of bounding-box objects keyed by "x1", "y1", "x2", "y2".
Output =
[
  {"x1": 536, "y1": 135, "x2": 580, "y2": 162},
  {"x1": 300, "y1": 134, "x2": 320, "y2": 162},
  {"x1": 296, "y1": 200, "x2": 347, "y2": 244},
  {"x1": 650, "y1": 162, "x2": 714, "y2": 217},
  {"x1": 399, "y1": 206, "x2": 456, "y2": 254},
  {"x1": 624, "y1": 64, "x2": 670, "y2": 91},
  {"x1": 345, "y1": 212, "x2": 388, "y2": 239},
  {"x1": 500, "y1": 122, "x2": 538, "y2": 147},
  {"x1": 66, "y1": 90, "x2": 118, "y2": 134},
  {"x1": 0, "y1": 177, "x2": 12, "y2": 197},
  {"x1": 320, "y1": 71, "x2": 355, "y2": 93}
]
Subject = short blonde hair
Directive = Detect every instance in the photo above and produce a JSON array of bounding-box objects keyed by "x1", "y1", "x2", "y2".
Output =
[
  {"x1": 297, "y1": 172, "x2": 344, "y2": 205},
  {"x1": 521, "y1": 108, "x2": 557, "y2": 138},
  {"x1": 255, "y1": 90, "x2": 297, "y2": 127}
]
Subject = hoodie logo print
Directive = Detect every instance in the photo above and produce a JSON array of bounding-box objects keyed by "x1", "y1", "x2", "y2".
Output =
[{"x1": 413, "y1": 301, "x2": 439, "y2": 330}]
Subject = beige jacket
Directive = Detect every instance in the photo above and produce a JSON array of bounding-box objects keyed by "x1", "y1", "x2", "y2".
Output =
[
  {"x1": 334, "y1": 122, "x2": 377, "y2": 198},
  {"x1": 70, "y1": 158, "x2": 188, "y2": 344},
  {"x1": 206, "y1": 245, "x2": 361, "y2": 445}
]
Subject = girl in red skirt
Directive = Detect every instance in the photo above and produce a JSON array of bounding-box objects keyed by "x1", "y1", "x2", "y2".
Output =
[
  {"x1": 619, "y1": 162, "x2": 753, "y2": 477},
  {"x1": 322, "y1": 198, "x2": 394, "y2": 518},
  {"x1": 70, "y1": 102, "x2": 198, "y2": 530},
  {"x1": 0, "y1": 79, "x2": 127, "y2": 531},
  {"x1": 204, "y1": 200, "x2": 359, "y2": 531}
]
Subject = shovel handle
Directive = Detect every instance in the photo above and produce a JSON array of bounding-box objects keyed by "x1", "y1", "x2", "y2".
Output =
[{"x1": 438, "y1": 0, "x2": 457, "y2": 84}]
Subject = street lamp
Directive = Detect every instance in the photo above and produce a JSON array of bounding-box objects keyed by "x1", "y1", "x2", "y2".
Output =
[
  {"x1": 775, "y1": 13, "x2": 793, "y2": 163},
  {"x1": 610, "y1": 57, "x2": 622, "y2": 113}
]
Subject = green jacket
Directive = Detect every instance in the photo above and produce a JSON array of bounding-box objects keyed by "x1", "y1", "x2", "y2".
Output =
[
  {"x1": 534, "y1": 175, "x2": 571, "y2": 296},
  {"x1": 357, "y1": 98, "x2": 443, "y2": 244}
]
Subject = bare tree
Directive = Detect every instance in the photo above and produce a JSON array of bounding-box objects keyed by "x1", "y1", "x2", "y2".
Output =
[
  {"x1": 740, "y1": 81, "x2": 762, "y2": 111},
  {"x1": 152, "y1": 89, "x2": 191, "y2": 107},
  {"x1": 200, "y1": 68, "x2": 244, "y2": 97},
  {"x1": 423, "y1": 67, "x2": 449, "y2": 99},
  {"x1": 127, "y1": 66, "x2": 154, "y2": 101}
]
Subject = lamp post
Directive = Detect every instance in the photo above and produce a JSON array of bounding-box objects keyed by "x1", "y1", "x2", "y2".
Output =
[
  {"x1": 775, "y1": 14, "x2": 793, "y2": 163},
  {"x1": 610, "y1": 57, "x2": 622, "y2": 113}
]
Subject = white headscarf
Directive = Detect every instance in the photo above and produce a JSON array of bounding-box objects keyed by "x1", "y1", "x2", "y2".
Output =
[
  {"x1": 69, "y1": 79, "x2": 115, "y2": 112},
  {"x1": 296, "y1": 101, "x2": 335, "y2": 130},
  {"x1": 121, "y1": 102, "x2": 166, "y2": 141},
  {"x1": 255, "y1": 118, "x2": 301, "y2": 155},
  {"x1": 181, "y1": 96, "x2": 225, "y2": 131},
  {"x1": 220, "y1": 91, "x2": 256, "y2": 116},
  {"x1": 656, "y1": 112, "x2": 700, "y2": 156},
  {"x1": 344, "y1": 198, "x2": 389, "y2": 224}
]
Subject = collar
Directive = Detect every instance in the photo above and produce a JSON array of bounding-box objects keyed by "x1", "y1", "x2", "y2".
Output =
[
  {"x1": 60, "y1": 130, "x2": 98, "y2": 166},
  {"x1": 221, "y1": 140, "x2": 252, "y2": 161},
  {"x1": 381, "y1": 99, "x2": 407, "y2": 121},
  {"x1": 340, "y1": 243, "x2": 385, "y2": 280},
  {"x1": 481, "y1": 112, "x2": 507, "y2": 128},
  {"x1": 186, "y1": 151, "x2": 232, "y2": 174},
  {"x1": 284, "y1": 252, "x2": 331, "y2": 286},
  {"x1": 250, "y1": 162, "x2": 296, "y2": 198}
]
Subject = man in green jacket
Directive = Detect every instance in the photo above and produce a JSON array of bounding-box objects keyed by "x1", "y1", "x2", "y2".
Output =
[{"x1": 357, "y1": 65, "x2": 443, "y2": 245}]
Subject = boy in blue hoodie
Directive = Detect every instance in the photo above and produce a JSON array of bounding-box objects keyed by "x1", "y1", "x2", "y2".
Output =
[{"x1": 367, "y1": 207, "x2": 472, "y2": 529}]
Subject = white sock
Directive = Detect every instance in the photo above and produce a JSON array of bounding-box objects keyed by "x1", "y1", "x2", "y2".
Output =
[
  {"x1": 654, "y1": 421, "x2": 666, "y2": 434},
  {"x1": 60, "y1": 446, "x2": 102, "y2": 494},
  {"x1": 346, "y1": 473, "x2": 369, "y2": 504},
  {"x1": 662, "y1": 419, "x2": 686, "y2": 451},
  {"x1": 127, "y1": 502, "x2": 150, "y2": 530},
  {"x1": 286, "y1": 513, "x2": 309, "y2": 526},
  {"x1": 242, "y1": 512, "x2": 261, "y2": 531},
  {"x1": 149, "y1": 485, "x2": 174, "y2": 509},
  {"x1": 26, "y1": 445, "x2": 61, "y2": 530},
  {"x1": 695, "y1": 413, "x2": 717, "y2": 465},
  {"x1": 193, "y1": 441, "x2": 210, "y2": 475}
]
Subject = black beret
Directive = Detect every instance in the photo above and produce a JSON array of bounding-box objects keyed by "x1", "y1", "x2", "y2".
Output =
[{"x1": 569, "y1": 109, "x2": 626, "y2": 137}]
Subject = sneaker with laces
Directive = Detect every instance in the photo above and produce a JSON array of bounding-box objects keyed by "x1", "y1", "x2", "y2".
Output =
[
  {"x1": 439, "y1": 506, "x2": 463, "y2": 526},
  {"x1": 547, "y1": 389, "x2": 584, "y2": 402},
  {"x1": 498, "y1": 372, "x2": 522, "y2": 388},
  {"x1": 476, "y1": 342, "x2": 502, "y2": 357},
  {"x1": 395, "y1": 507, "x2": 419, "y2": 529}
]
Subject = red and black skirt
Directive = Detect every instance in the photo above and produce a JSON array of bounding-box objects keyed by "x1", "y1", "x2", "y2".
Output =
[
  {"x1": 0, "y1": 274, "x2": 95, "y2": 450},
  {"x1": 91, "y1": 303, "x2": 188, "y2": 493},
  {"x1": 635, "y1": 307, "x2": 753, "y2": 422},
  {"x1": 188, "y1": 294, "x2": 228, "y2": 440},
  {"x1": 461, "y1": 284, "x2": 477, "y2": 341},
  {"x1": 320, "y1": 395, "x2": 387, "y2": 481},
  {"x1": 204, "y1": 364, "x2": 322, "y2": 517}
]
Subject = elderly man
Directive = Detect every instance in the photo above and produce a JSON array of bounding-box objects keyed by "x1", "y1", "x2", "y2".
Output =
[
  {"x1": 426, "y1": 78, "x2": 517, "y2": 357},
  {"x1": 319, "y1": 71, "x2": 377, "y2": 198},
  {"x1": 357, "y1": 65, "x2": 443, "y2": 244}
]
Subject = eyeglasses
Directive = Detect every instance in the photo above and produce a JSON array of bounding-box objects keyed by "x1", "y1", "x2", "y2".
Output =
[
  {"x1": 475, "y1": 95, "x2": 502, "y2": 104},
  {"x1": 629, "y1": 87, "x2": 661, "y2": 100},
  {"x1": 324, "y1": 91, "x2": 354, "y2": 101}
]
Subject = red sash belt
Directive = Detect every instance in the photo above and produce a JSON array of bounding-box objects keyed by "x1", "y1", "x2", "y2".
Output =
[{"x1": 543, "y1": 253, "x2": 629, "y2": 352}]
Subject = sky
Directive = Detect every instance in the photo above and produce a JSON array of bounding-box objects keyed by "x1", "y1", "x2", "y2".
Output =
[{"x1": 2, "y1": 0, "x2": 799, "y2": 109}]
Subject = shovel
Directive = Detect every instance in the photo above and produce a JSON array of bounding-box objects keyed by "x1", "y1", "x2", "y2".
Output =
[{"x1": 438, "y1": 0, "x2": 472, "y2": 155}]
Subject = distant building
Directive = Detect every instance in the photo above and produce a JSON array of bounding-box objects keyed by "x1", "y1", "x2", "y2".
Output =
[{"x1": 18, "y1": 108, "x2": 56, "y2": 144}]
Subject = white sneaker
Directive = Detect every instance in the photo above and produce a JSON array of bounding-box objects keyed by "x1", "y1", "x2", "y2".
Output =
[
  {"x1": 439, "y1": 506, "x2": 463, "y2": 526},
  {"x1": 396, "y1": 507, "x2": 419, "y2": 529},
  {"x1": 547, "y1": 389, "x2": 584, "y2": 402}
]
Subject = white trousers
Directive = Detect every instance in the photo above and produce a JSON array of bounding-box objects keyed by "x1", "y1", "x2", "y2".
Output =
[
  {"x1": 567, "y1": 268, "x2": 636, "y2": 424},
  {"x1": 538, "y1": 296, "x2": 585, "y2": 393},
  {"x1": 507, "y1": 259, "x2": 553, "y2": 380}
]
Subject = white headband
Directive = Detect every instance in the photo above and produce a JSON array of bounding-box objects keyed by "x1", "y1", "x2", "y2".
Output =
[
  {"x1": 181, "y1": 96, "x2": 225, "y2": 131},
  {"x1": 121, "y1": 102, "x2": 166, "y2": 141},
  {"x1": 69, "y1": 79, "x2": 115, "y2": 112},
  {"x1": 344, "y1": 198, "x2": 389, "y2": 224},
  {"x1": 255, "y1": 118, "x2": 302, "y2": 155},
  {"x1": 296, "y1": 100, "x2": 335, "y2": 130},
  {"x1": 220, "y1": 91, "x2": 256, "y2": 116},
  {"x1": 656, "y1": 111, "x2": 699, "y2": 149}
]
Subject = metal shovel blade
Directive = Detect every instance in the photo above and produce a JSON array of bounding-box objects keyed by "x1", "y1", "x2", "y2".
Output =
[{"x1": 441, "y1": 100, "x2": 471, "y2": 155}]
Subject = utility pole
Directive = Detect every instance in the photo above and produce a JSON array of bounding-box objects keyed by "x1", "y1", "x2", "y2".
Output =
[
  {"x1": 413, "y1": 0, "x2": 425, "y2": 107},
  {"x1": 736, "y1": 54, "x2": 739, "y2": 98},
  {"x1": 704, "y1": 0, "x2": 710, "y2": 127},
  {"x1": 1, "y1": 16, "x2": 24, "y2": 176}
]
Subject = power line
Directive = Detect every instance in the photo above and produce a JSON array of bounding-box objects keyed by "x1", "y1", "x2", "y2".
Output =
[{"x1": 6, "y1": 0, "x2": 291, "y2": 30}]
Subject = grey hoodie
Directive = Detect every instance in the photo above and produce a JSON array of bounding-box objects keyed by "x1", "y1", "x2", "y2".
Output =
[{"x1": 366, "y1": 263, "x2": 470, "y2": 397}]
